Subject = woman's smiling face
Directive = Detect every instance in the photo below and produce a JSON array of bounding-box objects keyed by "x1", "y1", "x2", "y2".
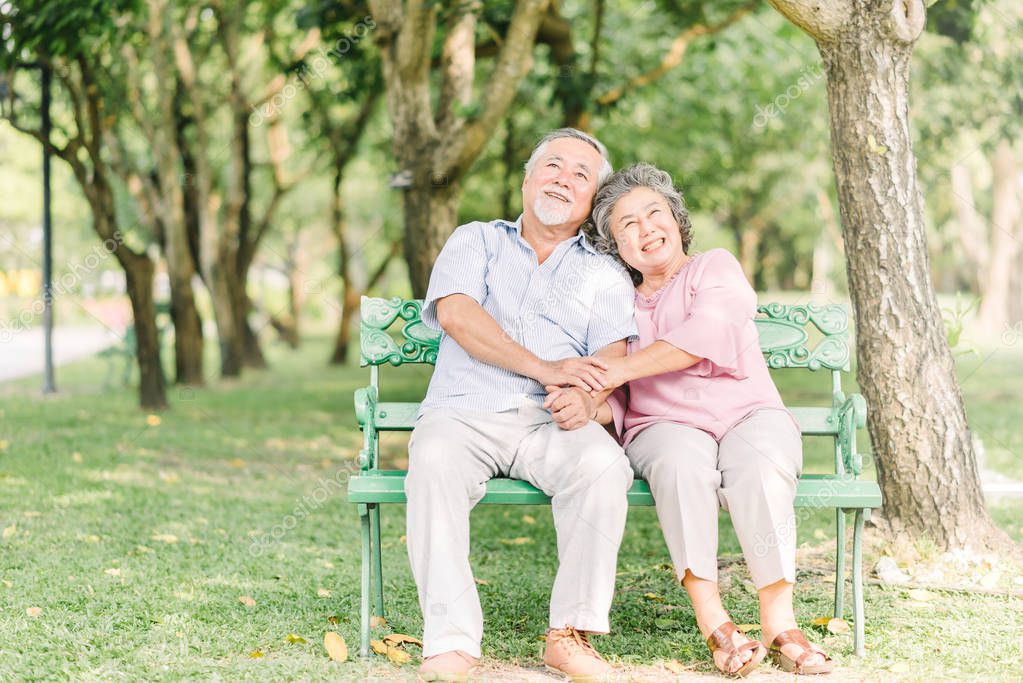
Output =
[{"x1": 609, "y1": 186, "x2": 683, "y2": 276}]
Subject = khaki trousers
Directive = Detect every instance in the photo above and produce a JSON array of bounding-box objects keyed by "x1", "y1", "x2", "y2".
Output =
[
  {"x1": 626, "y1": 408, "x2": 802, "y2": 589},
  {"x1": 405, "y1": 405, "x2": 634, "y2": 658}
]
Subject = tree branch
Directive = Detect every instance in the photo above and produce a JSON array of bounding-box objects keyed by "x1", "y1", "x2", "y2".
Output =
[
  {"x1": 445, "y1": 0, "x2": 549, "y2": 176},
  {"x1": 597, "y1": 1, "x2": 758, "y2": 106},
  {"x1": 366, "y1": 240, "x2": 402, "y2": 291},
  {"x1": 765, "y1": 0, "x2": 852, "y2": 43},
  {"x1": 435, "y1": 0, "x2": 480, "y2": 132},
  {"x1": 369, "y1": 0, "x2": 440, "y2": 149}
]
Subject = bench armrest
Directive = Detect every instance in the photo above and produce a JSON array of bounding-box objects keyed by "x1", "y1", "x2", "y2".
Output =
[
  {"x1": 832, "y1": 391, "x2": 867, "y2": 476},
  {"x1": 354, "y1": 385, "x2": 379, "y2": 470}
]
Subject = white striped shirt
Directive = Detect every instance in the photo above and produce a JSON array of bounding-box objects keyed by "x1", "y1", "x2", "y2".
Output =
[{"x1": 420, "y1": 216, "x2": 638, "y2": 414}]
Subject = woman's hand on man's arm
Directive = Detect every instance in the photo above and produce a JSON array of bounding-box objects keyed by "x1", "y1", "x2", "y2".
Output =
[{"x1": 595, "y1": 341, "x2": 702, "y2": 392}]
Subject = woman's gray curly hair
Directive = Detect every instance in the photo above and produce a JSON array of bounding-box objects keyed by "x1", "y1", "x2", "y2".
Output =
[{"x1": 588, "y1": 163, "x2": 694, "y2": 285}]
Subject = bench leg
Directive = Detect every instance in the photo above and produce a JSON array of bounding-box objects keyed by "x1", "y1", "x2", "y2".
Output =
[
  {"x1": 834, "y1": 509, "x2": 846, "y2": 619},
  {"x1": 358, "y1": 503, "x2": 371, "y2": 659},
  {"x1": 852, "y1": 508, "x2": 866, "y2": 656},
  {"x1": 370, "y1": 503, "x2": 385, "y2": 619}
]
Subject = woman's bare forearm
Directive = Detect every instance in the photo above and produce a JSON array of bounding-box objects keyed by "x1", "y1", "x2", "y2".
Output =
[{"x1": 620, "y1": 340, "x2": 701, "y2": 383}]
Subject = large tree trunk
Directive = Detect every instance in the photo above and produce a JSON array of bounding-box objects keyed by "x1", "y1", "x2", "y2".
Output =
[
  {"x1": 976, "y1": 140, "x2": 1021, "y2": 334},
  {"x1": 120, "y1": 251, "x2": 168, "y2": 410},
  {"x1": 770, "y1": 0, "x2": 1003, "y2": 549},
  {"x1": 1010, "y1": 242, "x2": 1023, "y2": 329},
  {"x1": 167, "y1": 273, "x2": 204, "y2": 385},
  {"x1": 402, "y1": 178, "x2": 461, "y2": 297},
  {"x1": 331, "y1": 286, "x2": 362, "y2": 364}
]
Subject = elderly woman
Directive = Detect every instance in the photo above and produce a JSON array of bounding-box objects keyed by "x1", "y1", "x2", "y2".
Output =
[{"x1": 587, "y1": 163, "x2": 833, "y2": 677}]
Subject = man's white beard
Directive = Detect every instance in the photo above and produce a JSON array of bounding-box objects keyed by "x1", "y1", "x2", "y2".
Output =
[{"x1": 533, "y1": 195, "x2": 574, "y2": 226}]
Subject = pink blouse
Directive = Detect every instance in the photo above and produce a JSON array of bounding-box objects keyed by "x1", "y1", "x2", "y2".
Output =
[{"x1": 608, "y1": 248, "x2": 790, "y2": 446}]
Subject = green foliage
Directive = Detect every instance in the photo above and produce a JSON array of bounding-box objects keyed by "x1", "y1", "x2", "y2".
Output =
[
  {"x1": 942, "y1": 292, "x2": 981, "y2": 358},
  {"x1": 926, "y1": 0, "x2": 980, "y2": 43},
  {"x1": 0, "y1": 0, "x2": 138, "y2": 67}
]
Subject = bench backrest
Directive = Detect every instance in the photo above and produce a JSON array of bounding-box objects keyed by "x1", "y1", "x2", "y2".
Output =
[
  {"x1": 360, "y1": 296, "x2": 851, "y2": 373},
  {"x1": 357, "y1": 296, "x2": 860, "y2": 474}
]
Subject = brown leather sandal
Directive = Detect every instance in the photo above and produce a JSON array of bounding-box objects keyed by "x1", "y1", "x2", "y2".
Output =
[
  {"x1": 706, "y1": 622, "x2": 767, "y2": 678},
  {"x1": 768, "y1": 629, "x2": 834, "y2": 675}
]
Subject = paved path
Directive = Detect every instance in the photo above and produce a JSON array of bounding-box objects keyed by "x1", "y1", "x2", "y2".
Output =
[{"x1": 0, "y1": 325, "x2": 121, "y2": 383}]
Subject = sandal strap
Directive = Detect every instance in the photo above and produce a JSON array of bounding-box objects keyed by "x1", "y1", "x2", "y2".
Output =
[
  {"x1": 706, "y1": 622, "x2": 740, "y2": 655},
  {"x1": 771, "y1": 629, "x2": 832, "y2": 667},
  {"x1": 706, "y1": 622, "x2": 763, "y2": 671}
]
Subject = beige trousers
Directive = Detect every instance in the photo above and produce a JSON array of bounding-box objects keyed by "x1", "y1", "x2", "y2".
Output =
[
  {"x1": 405, "y1": 405, "x2": 634, "y2": 658},
  {"x1": 626, "y1": 408, "x2": 802, "y2": 589}
]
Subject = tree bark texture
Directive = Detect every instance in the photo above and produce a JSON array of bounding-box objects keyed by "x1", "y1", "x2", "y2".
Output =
[
  {"x1": 769, "y1": 0, "x2": 1002, "y2": 549},
  {"x1": 370, "y1": 0, "x2": 549, "y2": 296}
]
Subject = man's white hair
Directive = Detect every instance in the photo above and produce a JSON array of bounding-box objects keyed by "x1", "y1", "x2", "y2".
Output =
[{"x1": 523, "y1": 128, "x2": 613, "y2": 183}]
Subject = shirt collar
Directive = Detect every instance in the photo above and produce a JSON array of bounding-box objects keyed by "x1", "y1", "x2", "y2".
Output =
[{"x1": 496, "y1": 215, "x2": 599, "y2": 255}]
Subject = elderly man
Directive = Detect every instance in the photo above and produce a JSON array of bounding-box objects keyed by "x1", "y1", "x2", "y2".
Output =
[{"x1": 407, "y1": 128, "x2": 636, "y2": 681}]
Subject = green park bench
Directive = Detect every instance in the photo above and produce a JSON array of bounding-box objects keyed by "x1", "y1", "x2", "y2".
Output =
[{"x1": 348, "y1": 296, "x2": 882, "y2": 659}]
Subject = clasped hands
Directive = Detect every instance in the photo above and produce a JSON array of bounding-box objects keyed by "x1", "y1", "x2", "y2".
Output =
[{"x1": 538, "y1": 356, "x2": 628, "y2": 431}]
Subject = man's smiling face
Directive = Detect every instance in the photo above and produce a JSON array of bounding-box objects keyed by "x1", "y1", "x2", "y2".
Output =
[{"x1": 521, "y1": 137, "x2": 603, "y2": 231}]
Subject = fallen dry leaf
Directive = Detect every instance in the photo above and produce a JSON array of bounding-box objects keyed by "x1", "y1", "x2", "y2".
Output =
[
  {"x1": 26, "y1": 607, "x2": 41, "y2": 617},
  {"x1": 522, "y1": 514, "x2": 536, "y2": 525},
  {"x1": 383, "y1": 633, "x2": 423, "y2": 648},
  {"x1": 146, "y1": 414, "x2": 162, "y2": 426},
  {"x1": 475, "y1": 578, "x2": 490, "y2": 586},
  {"x1": 316, "y1": 588, "x2": 332, "y2": 598},
  {"x1": 104, "y1": 568, "x2": 121, "y2": 577},
  {"x1": 239, "y1": 595, "x2": 256, "y2": 607},
  {"x1": 324, "y1": 631, "x2": 348, "y2": 662},
  {"x1": 662, "y1": 659, "x2": 691, "y2": 674},
  {"x1": 228, "y1": 458, "x2": 247, "y2": 468},
  {"x1": 158, "y1": 471, "x2": 180, "y2": 484},
  {"x1": 737, "y1": 624, "x2": 760, "y2": 632},
  {"x1": 370, "y1": 639, "x2": 388, "y2": 656},
  {"x1": 827, "y1": 618, "x2": 850, "y2": 634},
  {"x1": 2, "y1": 524, "x2": 16, "y2": 539},
  {"x1": 0, "y1": 440, "x2": 9, "y2": 451},
  {"x1": 370, "y1": 615, "x2": 387, "y2": 628},
  {"x1": 151, "y1": 533, "x2": 178, "y2": 544},
  {"x1": 907, "y1": 588, "x2": 934, "y2": 602},
  {"x1": 327, "y1": 615, "x2": 340, "y2": 625},
  {"x1": 386, "y1": 645, "x2": 412, "y2": 665},
  {"x1": 499, "y1": 537, "x2": 533, "y2": 545},
  {"x1": 285, "y1": 633, "x2": 307, "y2": 644},
  {"x1": 72, "y1": 452, "x2": 83, "y2": 463}
]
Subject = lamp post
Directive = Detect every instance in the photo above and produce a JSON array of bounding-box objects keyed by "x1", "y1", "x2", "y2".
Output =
[
  {"x1": 2, "y1": 61, "x2": 55, "y2": 393},
  {"x1": 39, "y1": 62, "x2": 54, "y2": 394}
]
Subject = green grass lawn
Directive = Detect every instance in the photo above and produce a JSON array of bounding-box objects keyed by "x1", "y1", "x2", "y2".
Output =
[{"x1": 1, "y1": 336, "x2": 1021, "y2": 681}]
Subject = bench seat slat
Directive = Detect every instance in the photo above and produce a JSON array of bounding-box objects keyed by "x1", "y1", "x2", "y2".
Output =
[
  {"x1": 348, "y1": 472, "x2": 881, "y2": 508},
  {"x1": 368, "y1": 403, "x2": 842, "y2": 436}
]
